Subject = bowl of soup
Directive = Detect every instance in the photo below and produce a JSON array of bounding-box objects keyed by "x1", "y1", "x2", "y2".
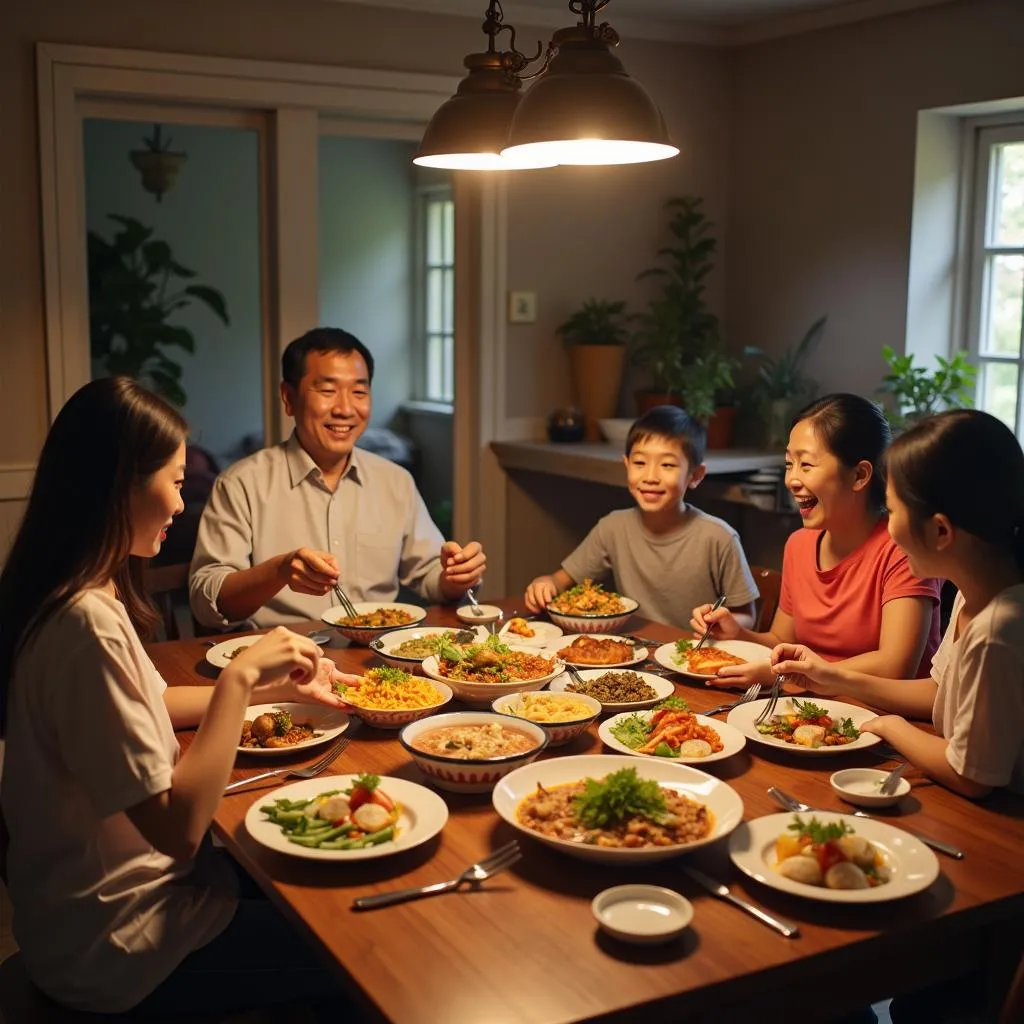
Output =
[{"x1": 398, "y1": 712, "x2": 548, "y2": 793}]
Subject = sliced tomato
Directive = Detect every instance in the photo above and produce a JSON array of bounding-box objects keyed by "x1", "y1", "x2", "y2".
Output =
[{"x1": 815, "y1": 840, "x2": 845, "y2": 873}]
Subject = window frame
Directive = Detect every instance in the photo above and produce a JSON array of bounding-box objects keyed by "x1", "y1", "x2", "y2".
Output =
[
  {"x1": 412, "y1": 183, "x2": 455, "y2": 406},
  {"x1": 963, "y1": 118, "x2": 1024, "y2": 438}
]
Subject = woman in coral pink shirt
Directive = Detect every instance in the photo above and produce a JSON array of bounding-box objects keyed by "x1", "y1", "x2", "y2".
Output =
[{"x1": 692, "y1": 394, "x2": 940, "y2": 688}]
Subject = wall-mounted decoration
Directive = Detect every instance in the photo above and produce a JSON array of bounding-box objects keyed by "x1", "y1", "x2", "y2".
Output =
[{"x1": 129, "y1": 124, "x2": 187, "y2": 201}]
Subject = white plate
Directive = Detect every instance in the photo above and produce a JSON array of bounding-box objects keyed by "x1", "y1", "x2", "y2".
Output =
[
  {"x1": 598, "y1": 710, "x2": 746, "y2": 764},
  {"x1": 729, "y1": 811, "x2": 940, "y2": 903},
  {"x1": 207, "y1": 636, "x2": 261, "y2": 669},
  {"x1": 239, "y1": 703, "x2": 350, "y2": 756},
  {"x1": 653, "y1": 639, "x2": 772, "y2": 679},
  {"x1": 549, "y1": 667, "x2": 675, "y2": 713},
  {"x1": 244, "y1": 775, "x2": 449, "y2": 861},
  {"x1": 498, "y1": 619, "x2": 564, "y2": 647},
  {"x1": 548, "y1": 634, "x2": 647, "y2": 668},
  {"x1": 727, "y1": 697, "x2": 882, "y2": 755},
  {"x1": 492, "y1": 753, "x2": 744, "y2": 864}
]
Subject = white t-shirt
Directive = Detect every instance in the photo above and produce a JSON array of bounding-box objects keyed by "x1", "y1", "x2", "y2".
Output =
[
  {"x1": 2, "y1": 588, "x2": 237, "y2": 1012},
  {"x1": 931, "y1": 584, "x2": 1024, "y2": 793}
]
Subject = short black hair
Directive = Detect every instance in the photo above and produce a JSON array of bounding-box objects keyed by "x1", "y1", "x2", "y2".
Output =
[
  {"x1": 625, "y1": 405, "x2": 707, "y2": 466},
  {"x1": 792, "y1": 393, "x2": 891, "y2": 512},
  {"x1": 281, "y1": 327, "x2": 375, "y2": 389}
]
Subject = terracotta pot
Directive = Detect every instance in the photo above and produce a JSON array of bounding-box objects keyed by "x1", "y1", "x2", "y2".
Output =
[
  {"x1": 568, "y1": 345, "x2": 626, "y2": 441},
  {"x1": 130, "y1": 150, "x2": 187, "y2": 202},
  {"x1": 633, "y1": 390, "x2": 682, "y2": 416},
  {"x1": 706, "y1": 405, "x2": 736, "y2": 449}
]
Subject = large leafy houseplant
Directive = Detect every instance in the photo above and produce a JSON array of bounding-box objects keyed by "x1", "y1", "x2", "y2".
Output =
[
  {"x1": 556, "y1": 298, "x2": 629, "y2": 347},
  {"x1": 630, "y1": 196, "x2": 736, "y2": 428},
  {"x1": 877, "y1": 345, "x2": 976, "y2": 430},
  {"x1": 88, "y1": 214, "x2": 230, "y2": 406}
]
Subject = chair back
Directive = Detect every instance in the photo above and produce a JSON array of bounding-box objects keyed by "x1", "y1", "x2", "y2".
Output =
[
  {"x1": 750, "y1": 565, "x2": 783, "y2": 634},
  {"x1": 141, "y1": 563, "x2": 190, "y2": 642}
]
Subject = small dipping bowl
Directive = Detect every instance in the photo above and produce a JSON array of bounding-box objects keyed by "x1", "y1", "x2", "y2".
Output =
[
  {"x1": 830, "y1": 767, "x2": 911, "y2": 808},
  {"x1": 456, "y1": 603, "x2": 503, "y2": 625},
  {"x1": 591, "y1": 885, "x2": 693, "y2": 946}
]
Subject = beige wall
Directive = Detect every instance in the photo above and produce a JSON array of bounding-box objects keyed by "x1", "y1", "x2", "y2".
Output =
[{"x1": 726, "y1": 0, "x2": 1024, "y2": 399}]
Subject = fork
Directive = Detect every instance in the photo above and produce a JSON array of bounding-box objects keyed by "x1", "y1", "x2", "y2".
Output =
[
  {"x1": 704, "y1": 683, "x2": 762, "y2": 716},
  {"x1": 754, "y1": 676, "x2": 782, "y2": 725},
  {"x1": 352, "y1": 840, "x2": 522, "y2": 910},
  {"x1": 332, "y1": 584, "x2": 358, "y2": 619},
  {"x1": 224, "y1": 730, "x2": 355, "y2": 794}
]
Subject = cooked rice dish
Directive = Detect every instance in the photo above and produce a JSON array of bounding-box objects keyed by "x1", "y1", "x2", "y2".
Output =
[
  {"x1": 336, "y1": 608, "x2": 414, "y2": 629},
  {"x1": 548, "y1": 579, "x2": 626, "y2": 617},
  {"x1": 565, "y1": 671, "x2": 657, "y2": 703}
]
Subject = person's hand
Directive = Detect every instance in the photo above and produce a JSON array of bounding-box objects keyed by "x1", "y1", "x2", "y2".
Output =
[
  {"x1": 690, "y1": 603, "x2": 741, "y2": 641},
  {"x1": 525, "y1": 575, "x2": 559, "y2": 614},
  {"x1": 278, "y1": 548, "x2": 339, "y2": 596},
  {"x1": 226, "y1": 626, "x2": 321, "y2": 689},
  {"x1": 287, "y1": 657, "x2": 358, "y2": 710},
  {"x1": 440, "y1": 541, "x2": 486, "y2": 596},
  {"x1": 769, "y1": 643, "x2": 843, "y2": 695},
  {"x1": 861, "y1": 714, "x2": 903, "y2": 741},
  {"x1": 705, "y1": 659, "x2": 776, "y2": 690}
]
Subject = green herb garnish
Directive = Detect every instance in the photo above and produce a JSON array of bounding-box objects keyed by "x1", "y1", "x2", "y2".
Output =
[
  {"x1": 655, "y1": 695, "x2": 690, "y2": 712},
  {"x1": 347, "y1": 773, "x2": 380, "y2": 795},
  {"x1": 836, "y1": 717, "x2": 860, "y2": 739},
  {"x1": 367, "y1": 666, "x2": 412, "y2": 685},
  {"x1": 791, "y1": 698, "x2": 829, "y2": 720},
  {"x1": 787, "y1": 814, "x2": 852, "y2": 845},
  {"x1": 674, "y1": 639, "x2": 693, "y2": 659},
  {"x1": 608, "y1": 714, "x2": 649, "y2": 750},
  {"x1": 272, "y1": 710, "x2": 293, "y2": 735},
  {"x1": 572, "y1": 767, "x2": 667, "y2": 828}
]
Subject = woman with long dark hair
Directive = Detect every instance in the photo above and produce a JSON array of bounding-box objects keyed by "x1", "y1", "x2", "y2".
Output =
[
  {"x1": 0, "y1": 377, "x2": 352, "y2": 1017},
  {"x1": 691, "y1": 393, "x2": 941, "y2": 688}
]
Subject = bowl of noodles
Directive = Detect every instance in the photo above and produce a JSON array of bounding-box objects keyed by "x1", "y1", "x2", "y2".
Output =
[
  {"x1": 333, "y1": 666, "x2": 452, "y2": 729},
  {"x1": 545, "y1": 579, "x2": 638, "y2": 635},
  {"x1": 491, "y1": 691, "x2": 601, "y2": 747},
  {"x1": 421, "y1": 634, "x2": 565, "y2": 707},
  {"x1": 321, "y1": 602, "x2": 428, "y2": 646}
]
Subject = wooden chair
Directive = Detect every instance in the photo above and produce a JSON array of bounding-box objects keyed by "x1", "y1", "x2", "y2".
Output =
[
  {"x1": 141, "y1": 562, "x2": 190, "y2": 641},
  {"x1": 750, "y1": 565, "x2": 782, "y2": 633}
]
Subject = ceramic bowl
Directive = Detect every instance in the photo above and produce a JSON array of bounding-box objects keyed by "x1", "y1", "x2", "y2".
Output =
[
  {"x1": 591, "y1": 885, "x2": 693, "y2": 945},
  {"x1": 490, "y1": 691, "x2": 601, "y2": 747},
  {"x1": 398, "y1": 711, "x2": 548, "y2": 794},
  {"x1": 455, "y1": 603, "x2": 504, "y2": 625},
  {"x1": 420, "y1": 647, "x2": 564, "y2": 707},
  {"x1": 545, "y1": 596, "x2": 639, "y2": 636},
  {"x1": 830, "y1": 768, "x2": 911, "y2": 808},
  {"x1": 344, "y1": 678, "x2": 454, "y2": 730},
  {"x1": 369, "y1": 625, "x2": 485, "y2": 674},
  {"x1": 596, "y1": 418, "x2": 634, "y2": 448},
  {"x1": 321, "y1": 602, "x2": 428, "y2": 646}
]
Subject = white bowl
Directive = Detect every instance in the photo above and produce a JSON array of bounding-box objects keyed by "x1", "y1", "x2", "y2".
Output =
[
  {"x1": 321, "y1": 602, "x2": 428, "y2": 646},
  {"x1": 399, "y1": 711, "x2": 548, "y2": 793},
  {"x1": 546, "y1": 596, "x2": 639, "y2": 636},
  {"x1": 830, "y1": 768, "x2": 911, "y2": 808},
  {"x1": 421, "y1": 646, "x2": 564, "y2": 707},
  {"x1": 344, "y1": 678, "x2": 453, "y2": 730},
  {"x1": 491, "y1": 692, "x2": 601, "y2": 747},
  {"x1": 597, "y1": 418, "x2": 634, "y2": 447},
  {"x1": 369, "y1": 625, "x2": 486, "y2": 674},
  {"x1": 456, "y1": 603, "x2": 503, "y2": 625},
  {"x1": 592, "y1": 885, "x2": 693, "y2": 945},
  {"x1": 492, "y1": 753, "x2": 745, "y2": 864}
]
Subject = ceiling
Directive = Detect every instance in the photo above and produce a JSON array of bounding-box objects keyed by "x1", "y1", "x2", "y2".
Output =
[{"x1": 335, "y1": 0, "x2": 955, "y2": 43}]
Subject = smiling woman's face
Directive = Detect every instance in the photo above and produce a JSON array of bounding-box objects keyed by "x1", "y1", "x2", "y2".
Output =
[
  {"x1": 129, "y1": 442, "x2": 186, "y2": 558},
  {"x1": 785, "y1": 419, "x2": 868, "y2": 530}
]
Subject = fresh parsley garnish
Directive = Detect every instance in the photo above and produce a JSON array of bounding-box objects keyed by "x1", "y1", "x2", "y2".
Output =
[
  {"x1": 572, "y1": 767, "x2": 667, "y2": 828},
  {"x1": 347, "y1": 773, "x2": 380, "y2": 794},
  {"x1": 792, "y1": 698, "x2": 829, "y2": 720},
  {"x1": 836, "y1": 717, "x2": 860, "y2": 739},
  {"x1": 674, "y1": 639, "x2": 693, "y2": 658},
  {"x1": 787, "y1": 814, "x2": 852, "y2": 845},
  {"x1": 655, "y1": 695, "x2": 690, "y2": 712},
  {"x1": 367, "y1": 666, "x2": 411, "y2": 685}
]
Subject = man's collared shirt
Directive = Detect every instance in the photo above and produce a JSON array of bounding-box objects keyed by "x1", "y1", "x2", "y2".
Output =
[{"x1": 189, "y1": 433, "x2": 444, "y2": 629}]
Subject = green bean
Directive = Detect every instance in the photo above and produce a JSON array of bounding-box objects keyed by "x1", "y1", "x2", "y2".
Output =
[
  {"x1": 328, "y1": 825, "x2": 395, "y2": 851},
  {"x1": 288, "y1": 823, "x2": 356, "y2": 847}
]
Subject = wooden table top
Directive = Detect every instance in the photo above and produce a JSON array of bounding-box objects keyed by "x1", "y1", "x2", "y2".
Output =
[{"x1": 149, "y1": 605, "x2": 1024, "y2": 1024}]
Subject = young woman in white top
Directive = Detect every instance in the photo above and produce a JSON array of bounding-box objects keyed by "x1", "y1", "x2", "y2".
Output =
[
  {"x1": 772, "y1": 409, "x2": 1024, "y2": 798},
  {"x1": 0, "y1": 377, "x2": 356, "y2": 1017}
]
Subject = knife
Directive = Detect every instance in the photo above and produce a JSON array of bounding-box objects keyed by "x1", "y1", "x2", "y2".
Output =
[{"x1": 681, "y1": 865, "x2": 800, "y2": 938}]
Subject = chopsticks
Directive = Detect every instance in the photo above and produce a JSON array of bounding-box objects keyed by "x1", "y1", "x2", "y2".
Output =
[
  {"x1": 693, "y1": 595, "x2": 727, "y2": 652},
  {"x1": 333, "y1": 583, "x2": 358, "y2": 619}
]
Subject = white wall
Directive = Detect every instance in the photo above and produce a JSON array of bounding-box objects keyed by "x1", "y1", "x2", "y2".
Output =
[{"x1": 83, "y1": 118, "x2": 264, "y2": 463}]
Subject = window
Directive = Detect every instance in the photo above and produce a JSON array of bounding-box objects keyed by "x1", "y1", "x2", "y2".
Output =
[
  {"x1": 966, "y1": 123, "x2": 1024, "y2": 438},
  {"x1": 415, "y1": 188, "x2": 455, "y2": 404}
]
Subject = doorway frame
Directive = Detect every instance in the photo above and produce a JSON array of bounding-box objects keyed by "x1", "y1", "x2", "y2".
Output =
[{"x1": 37, "y1": 42, "x2": 512, "y2": 590}]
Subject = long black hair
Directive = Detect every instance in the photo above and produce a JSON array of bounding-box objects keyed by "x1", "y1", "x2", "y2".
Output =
[
  {"x1": 0, "y1": 377, "x2": 188, "y2": 733},
  {"x1": 887, "y1": 409, "x2": 1024, "y2": 572},
  {"x1": 793, "y1": 393, "x2": 892, "y2": 512}
]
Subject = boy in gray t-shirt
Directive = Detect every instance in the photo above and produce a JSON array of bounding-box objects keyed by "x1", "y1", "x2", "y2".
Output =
[{"x1": 525, "y1": 407, "x2": 758, "y2": 629}]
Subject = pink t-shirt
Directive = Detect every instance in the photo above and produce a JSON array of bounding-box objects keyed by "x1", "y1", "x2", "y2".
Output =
[{"x1": 778, "y1": 520, "x2": 941, "y2": 677}]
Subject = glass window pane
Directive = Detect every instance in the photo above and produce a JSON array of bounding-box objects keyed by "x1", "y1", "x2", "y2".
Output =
[
  {"x1": 978, "y1": 360, "x2": 1019, "y2": 432},
  {"x1": 427, "y1": 201, "x2": 443, "y2": 265},
  {"x1": 427, "y1": 268, "x2": 443, "y2": 333},
  {"x1": 442, "y1": 200, "x2": 455, "y2": 264},
  {"x1": 441, "y1": 336, "x2": 453, "y2": 403},
  {"x1": 981, "y1": 253, "x2": 1023, "y2": 356},
  {"x1": 993, "y1": 143, "x2": 1024, "y2": 247},
  {"x1": 426, "y1": 334, "x2": 443, "y2": 401},
  {"x1": 442, "y1": 268, "x2": 454, "y2": 334}
]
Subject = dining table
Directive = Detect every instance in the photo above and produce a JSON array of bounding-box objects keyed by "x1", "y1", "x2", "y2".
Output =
[{"x1": 148, "y1": 602, "x2": 1024, "y2": 1024}]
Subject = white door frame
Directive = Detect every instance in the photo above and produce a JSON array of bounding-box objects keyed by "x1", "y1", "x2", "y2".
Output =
[{"x1": 36, "y1": 42, "x2": 512, "y2": 589}]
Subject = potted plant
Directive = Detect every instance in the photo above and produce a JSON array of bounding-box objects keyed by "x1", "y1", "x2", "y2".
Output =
[
  {"x1": 88, "y1": 213, "x2": 230, "y2": 406},
  {"x1": 129, "y1": 124, "x2": 188, "y2": 202},
  {"x1": 744, "y1": 315, "x2": 827, "y2": 449},
  {"x1": 556, "y1": 298, "x2": 629, "y2": 441},
  {"x1": 877, "y1": 345, "x2": 976, "y2": 430},
  {"x1": 630, "y1": 196, "x2": 737, "y2": 445}
]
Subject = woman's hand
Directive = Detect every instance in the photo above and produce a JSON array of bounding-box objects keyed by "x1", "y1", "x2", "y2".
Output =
[
  {"x1": 690, "y1": 604, "x2": 741, "y2": 641},
  {"x1": 769, "y1": 643, "x2": 844, "y2": 695},
  {"x1": 287, "y1": 658, "x2": 357, "y2": 710},
  {"x1": 860, "y1": 714, "x2": 902, "y2": 741},
  {"x1": 224, "y1": 626, "x2": 321, "y2": 689},
  {"x1": 706, "y1": 659, "x2": 776, "y2": 690},
  {"x1": 525, "y1": 575, "x2": 558, "y2": 614}
]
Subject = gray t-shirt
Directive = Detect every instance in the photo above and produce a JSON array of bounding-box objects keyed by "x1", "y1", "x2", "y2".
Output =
[{"x1": 561, "y1": 507, "x2": 759, "y2": 628}]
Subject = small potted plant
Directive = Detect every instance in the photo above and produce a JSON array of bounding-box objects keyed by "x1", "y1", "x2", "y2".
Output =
[
  {"x1": 556, "y1": 298, "x2": 629, "y2": 441},
  {"x1": 744, "y1": 315, "x2": 827, "y2": 449},
  {"x1": 129, "y1": 124, "x2": 188, "y2": 202},
  {"x1": 877, "y1": 345, "x2": 976, "y2": 430}
]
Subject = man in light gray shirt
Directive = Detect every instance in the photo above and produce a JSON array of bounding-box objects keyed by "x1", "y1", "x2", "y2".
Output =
[{"x1": 190, "y1": 328, "x2": 486, "y2": 630}]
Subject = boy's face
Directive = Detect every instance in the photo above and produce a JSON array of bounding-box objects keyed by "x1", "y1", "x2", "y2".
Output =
[{"x1": 623, "y1": 434, "x2": 705, "y2": 516}]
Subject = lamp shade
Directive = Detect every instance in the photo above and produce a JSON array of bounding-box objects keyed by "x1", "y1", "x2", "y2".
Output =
[
  {"x1": 502, "y1": 32, "x2": 678, "y2": 166},
  {"x1": 415, "y1": 54, "x2": 556, "y2": 170}
]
